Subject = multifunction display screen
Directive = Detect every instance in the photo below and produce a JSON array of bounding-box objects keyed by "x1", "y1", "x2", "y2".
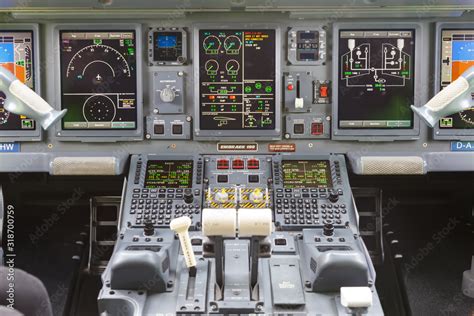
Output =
[
  {"x1": 198, "y1": 29, "x2": 276, "y2": 130},
  {"x1": 338, "y1": 30, "x2": 415, "y2": 129},
  {"x1": 282, "y1": 160, "x2": 332, "y2": 188},
  {"x1": 60, "y1": 30, "x2": 138, "y2": 130},
  {"x1": 144, "y1": 160, "x2": 193, "y2": 189},
  {"x1": 439, "y1": 29, "x2": 474, "y2": 129},
  {"x1": 0, "y1": 31, "x2": 36, "y2": 131},
  {"x1": 153, "y1": 31, "x2": 183, "y2": 62}
]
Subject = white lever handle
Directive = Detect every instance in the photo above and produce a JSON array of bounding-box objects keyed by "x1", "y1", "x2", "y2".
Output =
[{"x1": 170, "y1": 216, "x2": 196, "y2": 269}]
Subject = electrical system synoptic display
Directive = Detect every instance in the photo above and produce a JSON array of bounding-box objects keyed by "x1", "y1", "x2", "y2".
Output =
[
  {"x1": 439, "y1": 28, "x2": 474, "y2": 129},
  {"x1": 59, "y1": 30, "x2": 138, "y2": 130},
  {"x1": 282, "y1": 160, "x2": 332, "y2": 188},
  {"x1": 198, "y1": 29, "x2": 276, "y2": 131},
  {"x1": 338, "y1": 30, "x2": 415, "y2": 129},
  {"x1": 0, "y1": 31, "x2": 36, "y2": 131},
  {"x1": 144, "y1": 160, "x2": 193, "y2": 189}
]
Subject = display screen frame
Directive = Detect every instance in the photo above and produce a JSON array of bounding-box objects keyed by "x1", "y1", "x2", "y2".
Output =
[
  {"x1": 282, "y1": 160, "x2": 333, "y2": 189},
  {"x1": 0, "y1": 24, "x2": 42, "y2": 141},
  {"x1": 433, "y1": 22, "x2": 474, "y2": 140},
  {"x1": 332, "y1": 23, "x2": 421, "y2": 141},
  {"x1": 193, "y1": 24, "x2": 281, "y2": 140},
  {"x1": 144, "y1": 160, "x2": 194, "y2": 189},
  {"x1": 54, "y1": 24, "x2": 143, "y2": 141}
]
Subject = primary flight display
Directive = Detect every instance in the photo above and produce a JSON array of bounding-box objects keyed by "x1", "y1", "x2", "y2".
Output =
[
  {"x1": 59, "y1": 30, "x2": 138, "y2": 130},
  {"x1": 0, "y1": 31, "x2": 36, "y2": 131}
]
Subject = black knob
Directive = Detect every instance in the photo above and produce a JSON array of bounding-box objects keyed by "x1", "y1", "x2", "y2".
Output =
[
  {"x1": 323, "y1": 223, "x2": 334, "y2": 236},
  {"x1": 144, "y1": 219, "x2": 154, "y2": 236},
  {"x1": 184, "y1": 191, "x2": 194, "y2": 204},
  {"x1": 329, "y1": 191, "x2": 339, "y2": 203}
]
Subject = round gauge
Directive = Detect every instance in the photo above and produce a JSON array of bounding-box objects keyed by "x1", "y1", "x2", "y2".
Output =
[
  {"x1": 225, "y1": 59, "x2": 240, "y2": 75},
  {"x1": 66, "y1": 44, "x2": 131, "y2": 86},
  {"x1": 0, "y1": 93, "x2": 10, "y2": 125},
  {"x1": 83, "y1": 94, "x2": 116, "y2": 122},
  {"x1": 223, "y1": 35, "x2": 242, "y2": 54},
  {"x1": 205, "y1": 59, "x2": 219, "y2": 75},
  {"x1": 459, "y1": 108, "x2": 474, "y2": 126},
  {"x1": 203, "y1": 35, "x2": 221, "y2": 54}
]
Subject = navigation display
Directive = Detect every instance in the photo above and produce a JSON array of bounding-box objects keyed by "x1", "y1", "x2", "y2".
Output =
[
  {"x1": 144, "y1": 160, "x2": 193, "y2": 189},
  {"x1": 60, "y1": 30, "x2": 137, "y2": 130},
  {"x1": 0, "y1": 31, "x2": 36, "y2": 131},
  {"x1": 439, "y1": 29, "x2": 474, "y2": 129},
  {"x1": 282, "y1": 160, "x2": 332, "y2": 188},
  {"x1": 198, "y1": 29, "x2": 276, "y2": 131},
  {"x1": 338, "y1": 29, "x2": 415, "y2": 129}
]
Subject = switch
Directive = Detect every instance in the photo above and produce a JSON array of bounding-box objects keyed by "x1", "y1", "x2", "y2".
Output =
[
  {"x1": 159, "y1": 86, "x2": 176, "y2": 103},
  {"x1": 217, "y1": 174, "x2": 228, "y2": 183},
  {"x1": 248, "y1": 175, "x2": 259, "y2": 183},
  {"x1": 311, "y1": 122, "x2": 324, "y2": 135},
  {"x1": 320, "y1": 85, "x2": 328, "y2": 98},
  {"x1": 232, "y1": 159, "x2": 245, "y2": 169},
  {"x1": 247, "y1": 159, "x2": 259, "y2": 170},
  {"x1": 217, "y1": 159, "x2": 229, "y2": 170},
  {"x1": 172, "y1": 124, "x2": 183, "y2": 135},
  {"x1": 154, "y1": 124, "x2": 165, "y2": 135},
  {"x1": 249, "y1": 188, "x2": 264, "y2": 203},
  {"x1": 294, "y1": 123, "x2": 305, "y2": 134}
]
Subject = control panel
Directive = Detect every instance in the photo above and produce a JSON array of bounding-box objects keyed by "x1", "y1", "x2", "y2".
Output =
[
  {"x1": 123, "y1": 154, "x2": 204, "y2": 229},
  {"x1": 273, "y1": 155, "x2": 351, "y2": 230}
]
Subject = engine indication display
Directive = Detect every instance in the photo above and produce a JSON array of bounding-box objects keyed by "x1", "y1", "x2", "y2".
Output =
[
  {"x1": 144, "y1": 160, "x2": 193, "y2": 189},
  {"x1": 198, "y1": 29, "x2": 276, "y2": 131},
  {"x1": 282, "y1": 160, "x2": 332, "y2": 188},
  {"x1": 338, "y1": 30, "x2": 415, "y2": 129},
  {"x1": 439, "y1": 29, "x2": 474, "y2": 129},
  {"x1": 0, "y1": 31, "x2": 36, "y2": 131},
  {"x1": 60, "y1": 30, "x2": 137, "y2": 130}
]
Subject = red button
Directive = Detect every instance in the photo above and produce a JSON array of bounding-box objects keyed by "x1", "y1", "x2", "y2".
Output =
[
  {"x1": 287, "y1": 84, "x2": 294, "y2": 91},
  {"x1": 320, "y1": 86, "x2": 328, "y2": 97}
]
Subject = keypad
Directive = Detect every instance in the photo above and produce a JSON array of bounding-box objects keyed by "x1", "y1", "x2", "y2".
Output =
[
  {"x1": 130, "y1": 188, "x2": 201, "y2": 227},
  {"x1": 274, "y1": 187, "x2": 347, "y2": 229}
]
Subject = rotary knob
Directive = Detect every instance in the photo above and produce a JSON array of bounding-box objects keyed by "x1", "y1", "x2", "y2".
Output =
[
  {"x1": 159, "y1": 86, "x2": 176, "y2": 103},
  {"x1": 329, "y1": 191, "x2": 339, "y2": 203},
  {"x1": 184, "y1": 190, "x2": 194, "y2": 204},
  {"x1": 215, "y1": 189, "x2": 229, "y2": 204},
  {"x1": 249, "y1": 188, "x2": 264, "y2": 203}
]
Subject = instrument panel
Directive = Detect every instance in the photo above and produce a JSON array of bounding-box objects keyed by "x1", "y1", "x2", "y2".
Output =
[{"x1": 0, "y1": 17, "x2": 472, "y2": 174}]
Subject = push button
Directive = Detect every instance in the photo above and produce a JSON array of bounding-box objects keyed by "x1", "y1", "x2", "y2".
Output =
[
  {"x1": 294, "y1": 123, "x2": 305, "y2": 134},
  {"x1": 154, "y1": 124, "x2": 165, "y2": 135},
  {"x1": 172, "y1": 124, "x2": 183, "y2": 135}
]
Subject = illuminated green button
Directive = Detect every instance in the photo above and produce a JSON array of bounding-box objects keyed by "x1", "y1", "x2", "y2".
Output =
[
  {"x1": 265, "y1": 86, "x2": 273, "y2": 93},
  {"x1": 255, "y1": 82, "x2": 262, "y2": 89},
  {"x1": 244, "y1": 86, "x2": 252, "y2": 93}
]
